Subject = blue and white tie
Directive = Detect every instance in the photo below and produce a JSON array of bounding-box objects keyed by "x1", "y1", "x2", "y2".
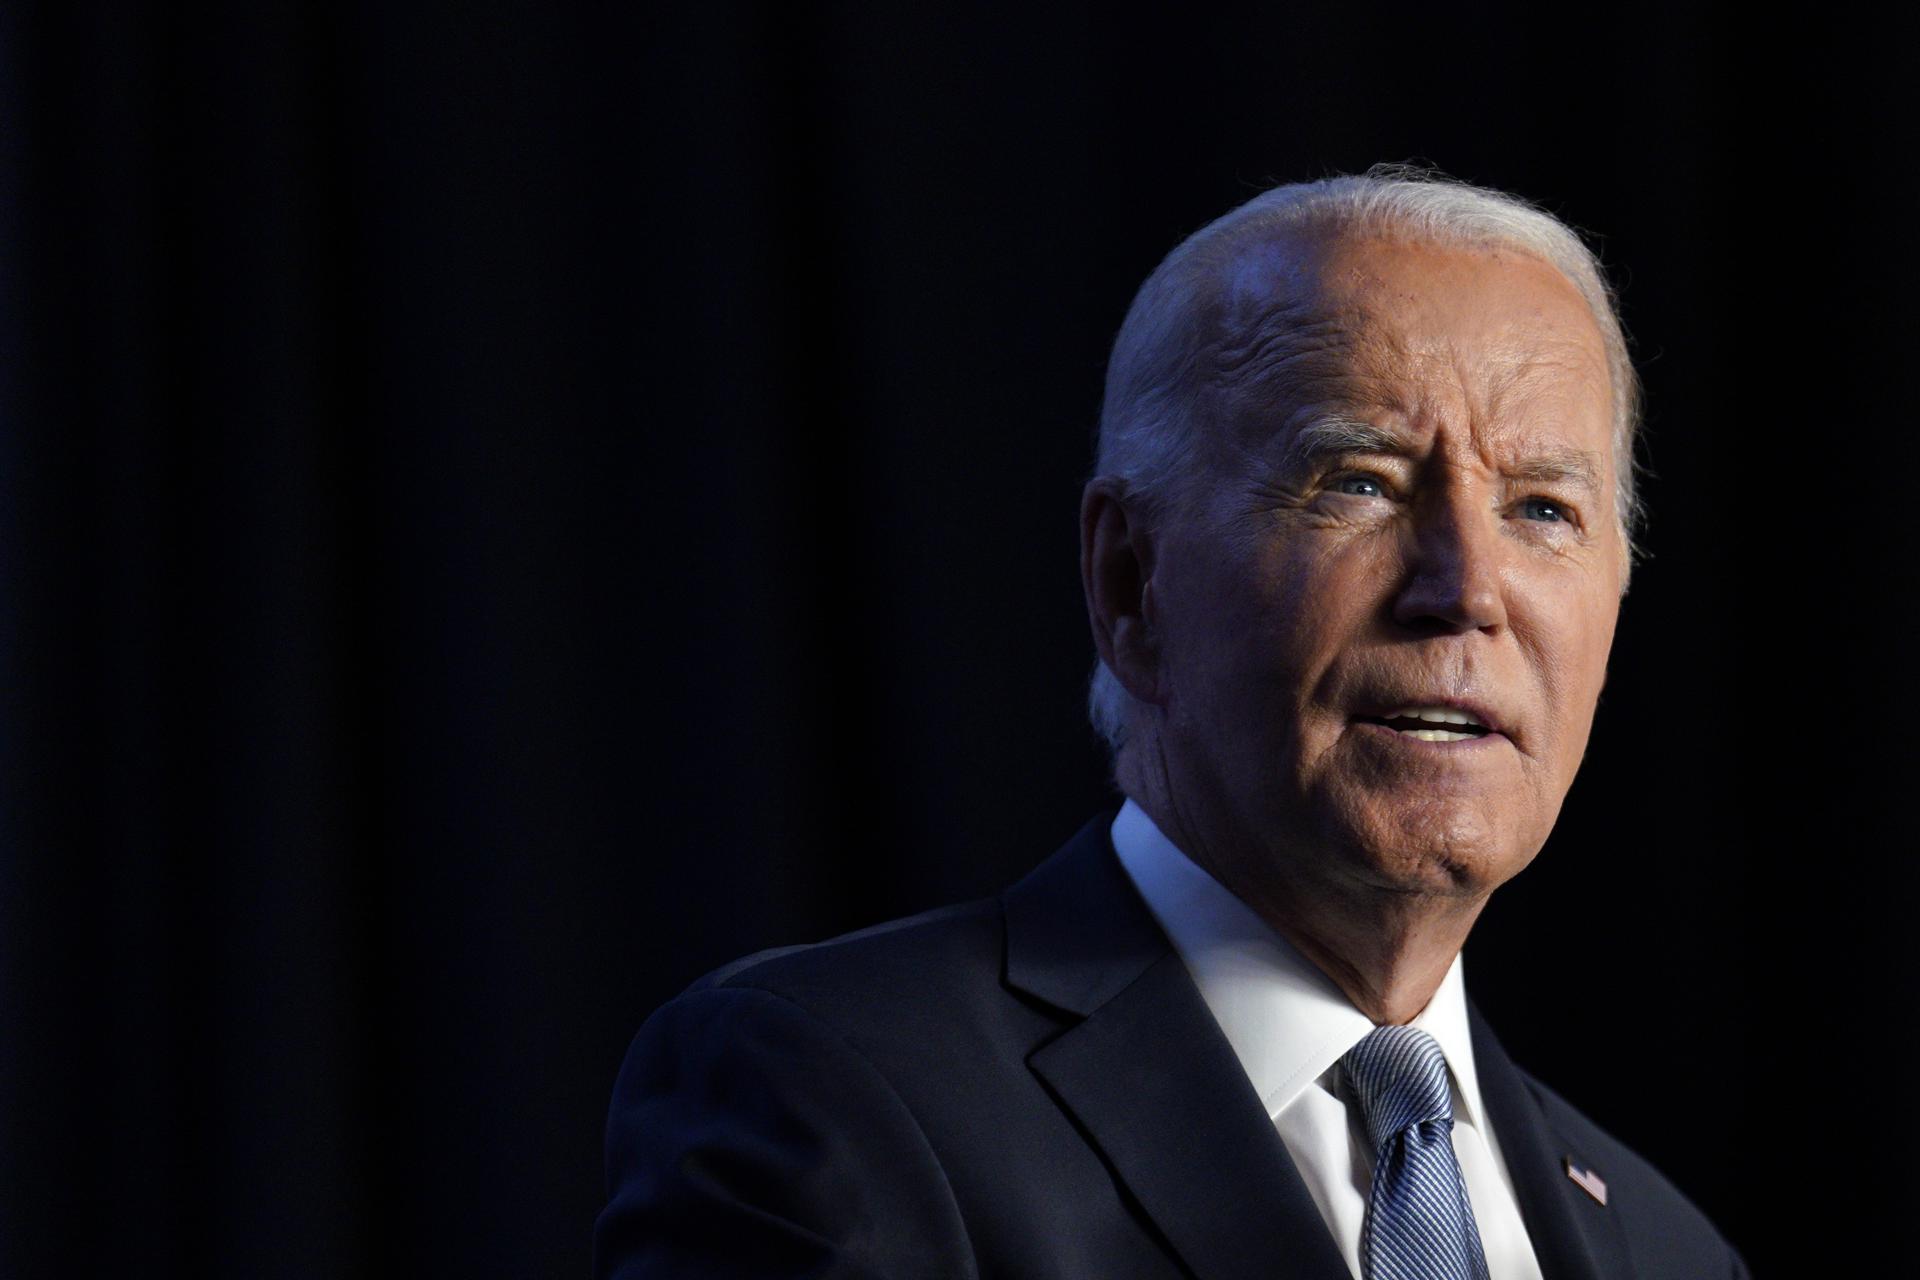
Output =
[{"x1": 1342, "y1": 1025, "x2": 1491, "y2": 1280}]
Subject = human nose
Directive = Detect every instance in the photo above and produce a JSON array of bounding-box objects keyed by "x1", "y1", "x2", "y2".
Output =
[{"x1": 1391, "y1": 490, "x2": 1508, "y2": 634}]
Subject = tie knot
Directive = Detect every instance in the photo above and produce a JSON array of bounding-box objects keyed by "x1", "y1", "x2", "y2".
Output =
[{"x1": 1342, "y1": 1025, "x2": 1455, "y2": 1152}]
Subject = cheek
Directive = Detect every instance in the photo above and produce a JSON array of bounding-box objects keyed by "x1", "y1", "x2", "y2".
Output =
[
  {"x1": 1526, "y1": 589, "x2": 1620, "y2": 762},
  {"x1": 1245, "y1": 544, "x2": 1380, "y2": 708},
  {"x1": 1263, "y1": 522, "x2": 1391, "y2": 631},
  {"x1": 1156, "y1": 555, "x2": 1282, "y2": 718}
]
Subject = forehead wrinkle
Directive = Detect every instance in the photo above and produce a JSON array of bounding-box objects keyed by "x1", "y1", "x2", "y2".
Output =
[
  {"x1": 1478, "y1": 327, "x2": 1609, "y2": 398},
  {"x1": 1196, "y1": 237, "x2": 1612, "y2": 483},
  {"x1": 1202, "y1": 292, "x2": 1410, "y2": 456},
  {"x1": 1469, "y1": 350, "x2": 1613, "y2": 469},
  {"x1": 1209, "y1": 294, "x2": 1352, "y2": 388},
  {"x1": 1366, "y1": 306, "x2": 1598, "y2": 428}
]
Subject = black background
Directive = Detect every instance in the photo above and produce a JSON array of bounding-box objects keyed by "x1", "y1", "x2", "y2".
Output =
[{"x1": 2, "y1": 4, "x2": 1904, "y2": 1275}]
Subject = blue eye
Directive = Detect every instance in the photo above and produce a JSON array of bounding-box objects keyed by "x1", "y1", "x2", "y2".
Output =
[
  {"x1": 1520, "y1": 497, "x2": 1567, "y2": 523},
  {"x1": 1334, "y1": 475, "x2": 1386, "y2": 498}
]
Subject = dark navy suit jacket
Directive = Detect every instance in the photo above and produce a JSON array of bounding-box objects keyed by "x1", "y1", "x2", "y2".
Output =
[{"x1": 597, "y1": 815, "x2": 1748, "y2": 1278}]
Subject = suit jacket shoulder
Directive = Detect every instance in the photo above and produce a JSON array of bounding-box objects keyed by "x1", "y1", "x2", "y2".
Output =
[
  {"x1": 598, "y1": 972, "x2": 982, "y2": 1279},
  {"x1": 598, "y1": 816, "x2": 1750, "y2": 1280},
  {"x1": 597, "y1": 817, "x2": 1223, "y2": 1279},
  {"x1": 691, "y1": 894, "x2": 1017, "y2": 1045}
]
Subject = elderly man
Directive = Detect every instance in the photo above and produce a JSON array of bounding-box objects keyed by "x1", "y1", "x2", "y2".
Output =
[{"x1": 596, "y1": 170, "x2": 1748, "y2": 1279}]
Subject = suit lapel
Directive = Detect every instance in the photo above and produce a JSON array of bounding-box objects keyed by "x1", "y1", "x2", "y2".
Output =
[
  {"x1": 1469, "y1": 1004, "x2": 1635, "y2": 1280},
  {"x1": 1004, "y1": 817, "x2": 1351, "y2": 1280}
]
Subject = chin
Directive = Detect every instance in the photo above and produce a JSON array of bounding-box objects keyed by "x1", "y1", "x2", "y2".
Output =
[{"x1": 1333, "y1": 801, "x2": 1533, "y2": 897}]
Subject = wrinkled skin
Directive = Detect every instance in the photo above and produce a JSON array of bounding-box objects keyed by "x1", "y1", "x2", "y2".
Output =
[{"x1": 1083, "y1": 232, "x2": 1626, "y2": 1022}]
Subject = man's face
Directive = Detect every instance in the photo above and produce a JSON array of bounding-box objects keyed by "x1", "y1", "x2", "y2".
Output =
[{"x1": 1147, "y1": 233, "x2": 1625, "y2": 902}]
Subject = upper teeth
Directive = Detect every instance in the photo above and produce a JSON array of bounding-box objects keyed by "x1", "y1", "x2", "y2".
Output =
[{"x1": 1388, "y1": 706, "x2": 1483, "y2": 727}]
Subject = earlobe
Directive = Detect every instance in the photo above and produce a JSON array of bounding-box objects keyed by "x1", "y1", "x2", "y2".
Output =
[{"x1": 1080, "y1": 479, "x2": 1165, "y2": 707}]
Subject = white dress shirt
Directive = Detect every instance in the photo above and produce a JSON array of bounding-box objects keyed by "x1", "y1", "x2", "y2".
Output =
[{"x1": 1110, "y1": 799, "x2": 1544, "y2": 1280}]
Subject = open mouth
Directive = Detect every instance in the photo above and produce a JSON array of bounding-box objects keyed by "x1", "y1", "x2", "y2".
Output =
[{"x1": 1353, "y1": 706, "x2": 1493, "y2": 743}]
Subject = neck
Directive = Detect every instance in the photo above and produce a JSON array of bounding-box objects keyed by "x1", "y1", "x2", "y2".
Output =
[
  {"x1": 1257, "y1": 883, "x2": 1483, "y2": 1025},
  {"x1": 1119, "y1": 741, "x2": 1488, "y2": 1026}
]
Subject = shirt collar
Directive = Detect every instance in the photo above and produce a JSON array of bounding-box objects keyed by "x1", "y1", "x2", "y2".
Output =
[{"x1": 1109, "y1": 798, "x2": 1488, "y2": 1130}]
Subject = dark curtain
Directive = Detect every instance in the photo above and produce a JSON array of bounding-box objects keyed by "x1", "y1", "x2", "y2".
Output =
[{"x1": 3, "y1": 4, "x2": 1904, "y2": 1275}]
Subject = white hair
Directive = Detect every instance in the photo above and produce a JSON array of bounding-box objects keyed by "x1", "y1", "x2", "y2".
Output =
[{"x1": 1087, "y1": 165, "x2": 1642, "y2": 758}]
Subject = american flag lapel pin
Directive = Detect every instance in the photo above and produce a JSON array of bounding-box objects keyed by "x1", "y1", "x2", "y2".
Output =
[{"x1": 1563, "y1": 1156, "x2": 1608, "y2": 1206}]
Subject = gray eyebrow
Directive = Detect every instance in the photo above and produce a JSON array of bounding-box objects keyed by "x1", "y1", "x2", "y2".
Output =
[
  {"x1": 1504, "y1": 450, "x2": 1602, "y2": 492},
  {"x1": 1279, "y1": 415, "x2": 1604, "y2": 494},
  {"x1": 1278, "y1": 416, "x2": 1415, "y2": 472}
]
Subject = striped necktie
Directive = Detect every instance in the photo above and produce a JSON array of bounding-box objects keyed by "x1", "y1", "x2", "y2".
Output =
[{"x1": 1342, "y1": 1025, "x2": 1491, "y2": 1280}]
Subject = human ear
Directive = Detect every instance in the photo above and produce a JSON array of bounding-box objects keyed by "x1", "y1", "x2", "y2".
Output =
[{"x1": 1080, "y1": 477, "x2": 1165, "y2": 706}]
